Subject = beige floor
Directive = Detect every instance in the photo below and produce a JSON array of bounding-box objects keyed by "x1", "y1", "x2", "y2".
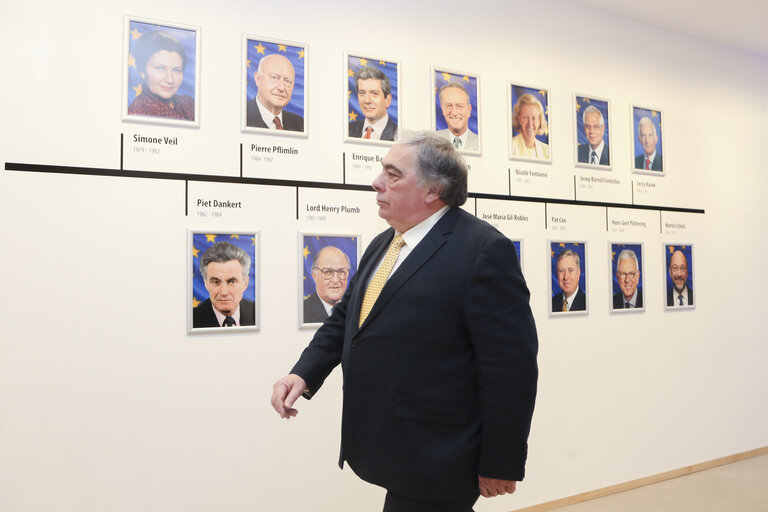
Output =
[{"x1": 551, "y1": 454, "x2": 768, "y2": 512}]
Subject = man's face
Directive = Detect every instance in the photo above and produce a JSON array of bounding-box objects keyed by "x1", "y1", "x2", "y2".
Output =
[
  {"x1": 669, "y1": 251, "x2": 688, "y2": 293},
  {"x1": 584, "y1": 111, "x2": 605, "y2": 149},
  {"x1": 312, "y1": 248, "x2": 350, "y2": 305},
  {"x1": 144, "y1": 50, "x2": 184, "y2": 99},
  {"x1": 372, "y1": 143, "x2": 434, "y2": 232},
  {"x1": 616, "y1": 258, "x2": 639, "y2": 300},
  {"x1": 204, "y1": 260, "x2": 249, "y2": 315},
  {"x1": 639, "y1": 123, "x2": 658, "y2": 156},
  {"x1": 357, "y1": 78, "x2": 391, "y2": 123},
  {"x1": 557, "y1": 255, "x2": 581, "y2": 297},
  {"x1": 440, "y1": 87, "x2": 471, "y2": 136},
  {"x1": 517, "y1": 103, "x2": 541, "y2": 144},
  {"x1": 255, "y1": 55, "x2": 295, "y2": 114}
]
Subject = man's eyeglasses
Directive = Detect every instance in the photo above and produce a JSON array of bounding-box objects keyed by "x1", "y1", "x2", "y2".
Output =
[{"x1": 313, "y1": 267, "x2": 350, "y2": 280}]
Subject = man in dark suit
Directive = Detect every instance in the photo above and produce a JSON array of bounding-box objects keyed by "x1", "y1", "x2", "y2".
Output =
[
  {"x1": 348, "y1": 66, "x2": 397, "y2": 141},
  {"x1": 193, "y1": 241, "x2": 255, "y2": 328},
  {"x1": 303, "y1": 246, "x2": 351, "y2": 324},
  {"x1": 634, "y1": 117, "x2": 663, "y2": 171},
  {"x1": 246, "y1": 53, "x2": 304, "y2": 131},
  {"x1": 552, "y1": 249, "x2": 586, "y2": 312},
  {"x1": 577, "y1": 105, "x2": 610, "y2": 166},
  {"x1": 612, "y1": 249, "x2": 643, "y2": 309},
  {"x1": 667, "y1": 249, "x2": 693, "y2": 307},
  {"x1": 272, "y1": 131, "x2": 538, "y2": 511}
]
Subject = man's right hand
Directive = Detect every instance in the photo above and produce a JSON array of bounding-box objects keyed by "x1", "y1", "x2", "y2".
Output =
[{"x1": 271, "y1": 374, "x2": 308, "y2": 419}]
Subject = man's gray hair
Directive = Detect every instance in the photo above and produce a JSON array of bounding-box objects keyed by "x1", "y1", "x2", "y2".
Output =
[
  {"x1": 637, "y1": 116, "x2": 657, "y2": 136},
  {"x1": 200, "y1": 241, "x2": 251, "y2": 280},
  {"x1": 354, "y1": 66, "x2": 391, "y2": 97},
  {"x1": 438, "y1": 81, "x2": 470, "y2": 103},
  {"x1": 311, "y1": 245, "x2": 351, "y2": 268},
  {"x1": 556, "y1": 249, "x2": 580, "y2": 267},
  {"x1": 582, "y1": 105, "x2": 604, "y2": 126},
  {"x1": 399, "y1": 130, "x2": 468, "y2": 207},
  {"x1": 617, "y1": 249, "x2": 639, "y2": 266}
]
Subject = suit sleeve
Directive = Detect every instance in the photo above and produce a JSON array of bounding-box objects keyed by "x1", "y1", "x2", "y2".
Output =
[{"x1": 464, "y1": 234, "x2": 538, "y2": 481}]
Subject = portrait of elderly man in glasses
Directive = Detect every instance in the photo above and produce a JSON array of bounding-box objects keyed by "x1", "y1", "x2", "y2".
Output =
[
  {"x1": 303, "y1": 246, "x2": 352, "y2": 323},
  {"x1": 612, "y1": 248, "x2": 643, "y2": 310}
]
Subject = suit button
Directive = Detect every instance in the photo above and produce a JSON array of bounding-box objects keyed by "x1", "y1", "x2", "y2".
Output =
[{"x1": 351, "y1": 340, "x2": 359, "y2": 348}]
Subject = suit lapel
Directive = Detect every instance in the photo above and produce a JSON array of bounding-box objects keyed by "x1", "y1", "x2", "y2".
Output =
[{"x1": 357, "y1": 208, "x2": 459, "y2": 331}]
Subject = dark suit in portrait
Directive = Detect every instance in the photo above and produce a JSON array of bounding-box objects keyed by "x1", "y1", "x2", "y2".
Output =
[
  {"x1": 303, "y1": 292, "x2": 329, "y2": 324},
  {"x1": 552, "y1": 289, "x2": 587, "y2": 312},
  {"x1": 612, "y1": 289, "x2": 643, "y2": 309},
  {"x1": 246, "y1": 98, "x2": 304, "y2": 131},
  {"x1": 193, "y1": 298, "x2": 256, "y2": 328},
  {"x1": 667, "y1": 287, "x2": 693, "y2": 307},
  {"x1": 348, "y1": 118, "x2": 398, "y2": 141},
  {"x1": 634, "y1": 154, "x2": 663, "y2": 171},
  {"x1": 290, "y1": 207, "x2": 538, "y2": 504},
  {"x1": 577, "y1": 144, "x2": 610, "y2": 165}
]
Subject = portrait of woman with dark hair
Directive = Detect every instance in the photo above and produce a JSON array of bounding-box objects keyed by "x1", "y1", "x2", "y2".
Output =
[{"x1": 128, "y1": 30, "x2": 194, "y2": 121}]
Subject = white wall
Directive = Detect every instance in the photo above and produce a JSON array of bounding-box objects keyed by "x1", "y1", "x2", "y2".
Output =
[{"x1": 1, "y1": 0, "x2": 767, "y2": 511}]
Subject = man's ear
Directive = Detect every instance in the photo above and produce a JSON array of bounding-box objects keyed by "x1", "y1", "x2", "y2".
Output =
[{"x1": 424, "y1": 186, "x2": 442, "y2": 204}]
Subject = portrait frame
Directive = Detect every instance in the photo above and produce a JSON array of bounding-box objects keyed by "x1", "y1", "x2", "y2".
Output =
[
  {"x1": 609, "y1": 242, "x2": 645, "y2": 314},
  {"x1": 188, "y1": 230, "x2": 260, "y2": 334},
  {"x1": 508, "y1": 82, "x2": 551, "y2": 163},
  {"x1": 344, "y1": 51, "x2": 401, "y2": 146},
  {"x1": 122, "y1": 16, "x2": 201, "y2": 127},
  {"x1": 549, "y1": 240, "x2": 589, "y2": 316},
  {"x1": 631, "y1": 105, "x2": 665, "y2": 176},
  {"x1": 431, "y1": 67, "x2": 481, "y2": 155},
  {"x1": 510, "y1": 239, "x2": 524, "y2": 273},
  {"x1": 574, "y1": 94, "x2": 612, "y2": 170},
  {"x1": 241, "y1": 35, "x2": 308, "y2": 137},
  {"x1": 299, "y1": 233, "x2": 361, "y2": 328},
  {"x1": 663, "y1": 243, "x2": 695, "y2": 311}
]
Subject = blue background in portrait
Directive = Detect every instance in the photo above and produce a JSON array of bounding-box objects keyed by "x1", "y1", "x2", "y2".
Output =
[
  {"x1": 510, "y1": 85, "x2": 549, "y2": 145},
  {"x1": 246, "y1": 39, "x2": 306, "y2": 119},
  {"x1": 632, "y1": 106, "x2": 663, "y2": 158},
  {"x1": 664, "y1": 244, "x2": 693, "y2": 291},
  {"x1": 302, "y1": 236, "x2": 359, "y2": 299},
  {"x1": 127, "y1": 20, "x2": 197, "y2": 106},
  {"x1": 347, "y1": 55, "x2": 399, "y2": 126},
  {"x1": 192, "y1": 233, "x2": 257, "y2": 306},
  {"x1": 434, "y1": 71, "x2": 478, "y2": 134},
  {"x1": 550, "y1": 242, "x2": 587, "y2": 296},
  {"x1": 575, "y1": 96, "x2": 609, "y2": 147},
  {"x1": 611, "y1": 243, "x2": 643, "y2": 296}
]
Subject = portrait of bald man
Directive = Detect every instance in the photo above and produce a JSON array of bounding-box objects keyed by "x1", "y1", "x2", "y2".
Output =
[
  {"x1": 633, "y1": 110, "x2": 663, "y2": 172},
  {"x1": 245, "y1": 42, "x2": 305, "y2": 132},
  {"x1": 303, "y1": 245, "x2": 353, "y2": 324},
  {"x1": 666, "y1": 246, "x2": 694, "y2": 308}
]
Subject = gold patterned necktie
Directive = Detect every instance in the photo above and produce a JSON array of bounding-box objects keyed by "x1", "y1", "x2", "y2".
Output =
[
  {"x1": 561, "y1": 297, "x2": 568, "y2": 312},
  {"x1": 359, "y1": 234, "x2": 405, "y2": 327}
]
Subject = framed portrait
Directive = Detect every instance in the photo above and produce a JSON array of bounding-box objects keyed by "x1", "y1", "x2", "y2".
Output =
[
  {"x1": 508, "y1": 83, "x2": 551, "y2": 163},
  {"x1": 609, "y1": 242, "x2": 645, "y2": 313},
  {"x1": 431, "y1": 68, "x2": 481, "y2": 155},
  {"x1": 663, "y1": 243, "x2": 695, "y2": 310},
  {"x1": 300, "y1": 233, "x2": 361, "y2": 328},
  {"x1": 631, "y1": 105, "x2": 664, "y2": 175},
  {"x1": 242, "y1": 36, "x2": 307, "y2": 136},
  {"x1": 122, "y1": 16, "x2": 200, "y2": 127},
  {"x1": 510, "y1": 239, "x2": 524, "y2": 273},
  {"x1": 549, "y1": 241, "x2": 588, "y2": 316},
  {"x1": 344, "y1": 52, "x2": 400, "y2": 145},
  {"x1": 574, "y1": 94, "x2": 611, "y2": 170},
  {"x1": 188, "y1": 231, "x2": 260, "y2": 333}
]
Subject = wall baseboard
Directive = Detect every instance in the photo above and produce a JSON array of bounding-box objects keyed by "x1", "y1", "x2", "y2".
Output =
[{"x1": 512, "y1": 446, "x2": 768, "y2": 512}]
